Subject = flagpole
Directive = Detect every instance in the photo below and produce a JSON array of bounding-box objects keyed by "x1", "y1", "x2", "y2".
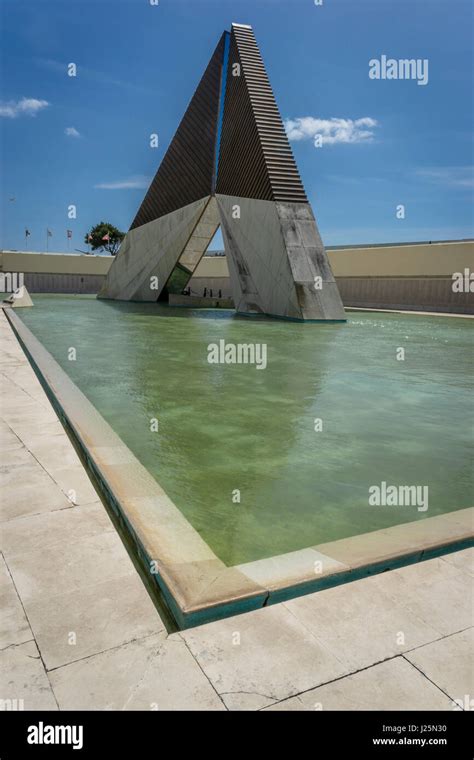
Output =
[{"x1": 46, "y1": 229, "x2": 48, "y2": 253}]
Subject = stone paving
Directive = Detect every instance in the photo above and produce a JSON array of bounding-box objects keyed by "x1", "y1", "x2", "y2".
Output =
[{"x1": 0, "y1": 307, "x2": 472, "y2": 711}]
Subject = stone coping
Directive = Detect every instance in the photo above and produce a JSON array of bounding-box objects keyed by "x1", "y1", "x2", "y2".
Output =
[
  {"x1": 345, "y1": 307, "x2": 474, "y2": 319},
  {"x1": 4, "y1": 307, "x2": 473, "y2": 629}
]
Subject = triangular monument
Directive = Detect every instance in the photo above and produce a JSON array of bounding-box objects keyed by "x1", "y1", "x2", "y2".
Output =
[{"x1": 99, "y1": 23, "x2": 346, "y2": 322}]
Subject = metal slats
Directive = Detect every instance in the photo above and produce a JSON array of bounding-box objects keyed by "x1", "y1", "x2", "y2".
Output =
[
  {"x1": 216, "y1": 31, "x2": 273, "y2": 201},
  {"x1": 130, "y1": 35, "x2": 225, "y2": 230},
  {"x1": 216, "y1": 25, "x2": 307, "y2": 203}
]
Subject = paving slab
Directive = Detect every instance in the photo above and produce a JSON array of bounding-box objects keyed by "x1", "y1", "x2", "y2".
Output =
[
  {"x1": 284, "y1": 572, "x2": 440, "y2": 670},
  {"x1": 441, "y1": 547, "x2": 474, "y2": 576},
  {"x1": 1, "y1": 364, "x2": 53, "y2": 410},
  {"x1": 0, "y1": 445, "x2": 32, "y2": 467},
  {"x1": 0, "y1": 460, "x2": 71, "y2": 522},
  {"x1": 0, "y1": 501, "x2": 114, "y2": 559},
  {"x1": 26, "y1": 573, "x2": 165, "y2": 670},
  {"x1": 264, "y1": 657, "x2": 454, "y2": 711},
  {"x1": 9, "y1": 420, "x2": 66, "y2": 441},
  {"x1": 370, "y1": 557, "x2": 473, "y2": 637},
  {"x1": 38, "y1": 464, "x2": 100, "y2": 507},
  {"x1": 0, "y1": 422, "x2": 22, "y2": 451},
  {"x1": 2, "y1": 401, "x2": 59, "y2": 429},
  {"x1": 20, "y1": 434, "x2": 83, "y2": 472},
  {"x1": 405, "y1": 628, "x2": 474, "y2": 708},
  {"x1": 180, "y1": 604, "x2": 349, "y2": 709},
  {"x1": 0, "y1": 373, "x2": 34, "y2": 404},
  {"x1": 49, "y1": 634, "x2": 225, "y2": 710},
  {"x1": 0, "y1": 640, "x2": 58, "y2": 711},
  {"x1": 0, "y1": 554, "x2": 32, "y2": 649},
  {"x1": 7, "y1": 531, "x2": 137, "y2": 603}
]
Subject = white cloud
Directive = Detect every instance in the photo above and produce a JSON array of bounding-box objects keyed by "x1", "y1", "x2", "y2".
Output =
[
  {"x1": 284, "y1": 116, "x2": 378, "y2": 145},
  {"x1": 65, "y1": 126, "x2": 81, "y2": 138},
  {"x1": 0, "y1": 97, "x2": 49, "y2": 118},
  {"x1": 94, "y1": 175, "x2": 151, "y2": 190},
  {"x1": 414, "y1": 166, "x2": 474, "y2": 188}
]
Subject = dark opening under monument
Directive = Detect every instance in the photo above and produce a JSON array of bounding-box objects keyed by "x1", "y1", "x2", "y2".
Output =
[{"x1": 99, "y1": 23, "x2": 346, "y2": 322}]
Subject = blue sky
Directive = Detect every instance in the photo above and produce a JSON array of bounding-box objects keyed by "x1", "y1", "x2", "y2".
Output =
[{"x1": 1, "y1": 0, "x2": 472, "y2": 253}]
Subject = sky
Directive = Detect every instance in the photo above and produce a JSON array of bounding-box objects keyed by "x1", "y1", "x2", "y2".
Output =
[{"x1": 1, "y1": 0, "x2": 473, "y2": 254}]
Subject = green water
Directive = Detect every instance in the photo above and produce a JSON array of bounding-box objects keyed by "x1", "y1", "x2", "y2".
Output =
[{"x1": 20, "y1": 296, "x2": 473, "y2": 565}]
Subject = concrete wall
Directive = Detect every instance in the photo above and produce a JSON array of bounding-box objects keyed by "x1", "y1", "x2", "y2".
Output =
[
  {"x1": 0, "y1": 251, "x2": 113, "y2": 274},
  {"x1": 326, "y1": 240, "x2": 474, "y2": 313},
  {"x1": 335, "y1": 277, "x2": 472, "y2": 313},
  {"x1": 329, "y1": 240, "x2": 474, "y2": 313},
  {"x1": 190, "y1": 277, "x2": 233, "y2": 297},
  {"x1": 328, "y1": 240, "x2": 473, "y2": 277},
  {"x1": 21, "y1": 272, "x2": 107, "y2": 294},
  {"x1": 187, "y1": 256, "x2": 231, "y2": 296},
  {"x1": 2, "y1": 241, "x2": 473, "y2": 312},
  {"x1": 169, "y1": 293, "x2": 234, "y2": 308},
  {"x1": 0, "y1": 250, "x2": 113, "y2": 294}
]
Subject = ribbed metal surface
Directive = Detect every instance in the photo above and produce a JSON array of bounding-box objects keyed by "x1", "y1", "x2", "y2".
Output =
[
  {"x1": 216, "y1": 24, "x2": 308, "y2": 203},
  {"x1": 131, "y1": 24, "x2": 307, "y2": 230},
  {"x1": 130, "y1": 35, "x2": 225, "y2": 230}
]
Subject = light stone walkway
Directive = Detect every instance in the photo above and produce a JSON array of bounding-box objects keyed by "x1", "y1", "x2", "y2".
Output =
[{"x1": 1, "y1": 307, "x2": 472, "y2": 711}]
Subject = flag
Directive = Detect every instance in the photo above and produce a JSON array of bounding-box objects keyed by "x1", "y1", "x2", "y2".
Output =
[
  {"x1": 67, "y1": 229, "x2": 73, "y2": 239},
  {"x1": 25, "y1": 229, "x2": 31, "y2": 237},
  {"x1": 88, "y1": 233, "x2": 93, "y2": 242},
  {"x1": 102, "y1": 233, "x2": 110, "y2": 241},
  {"x1": 47, "y1": 229, "x2": 53, "y2": 237}
]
